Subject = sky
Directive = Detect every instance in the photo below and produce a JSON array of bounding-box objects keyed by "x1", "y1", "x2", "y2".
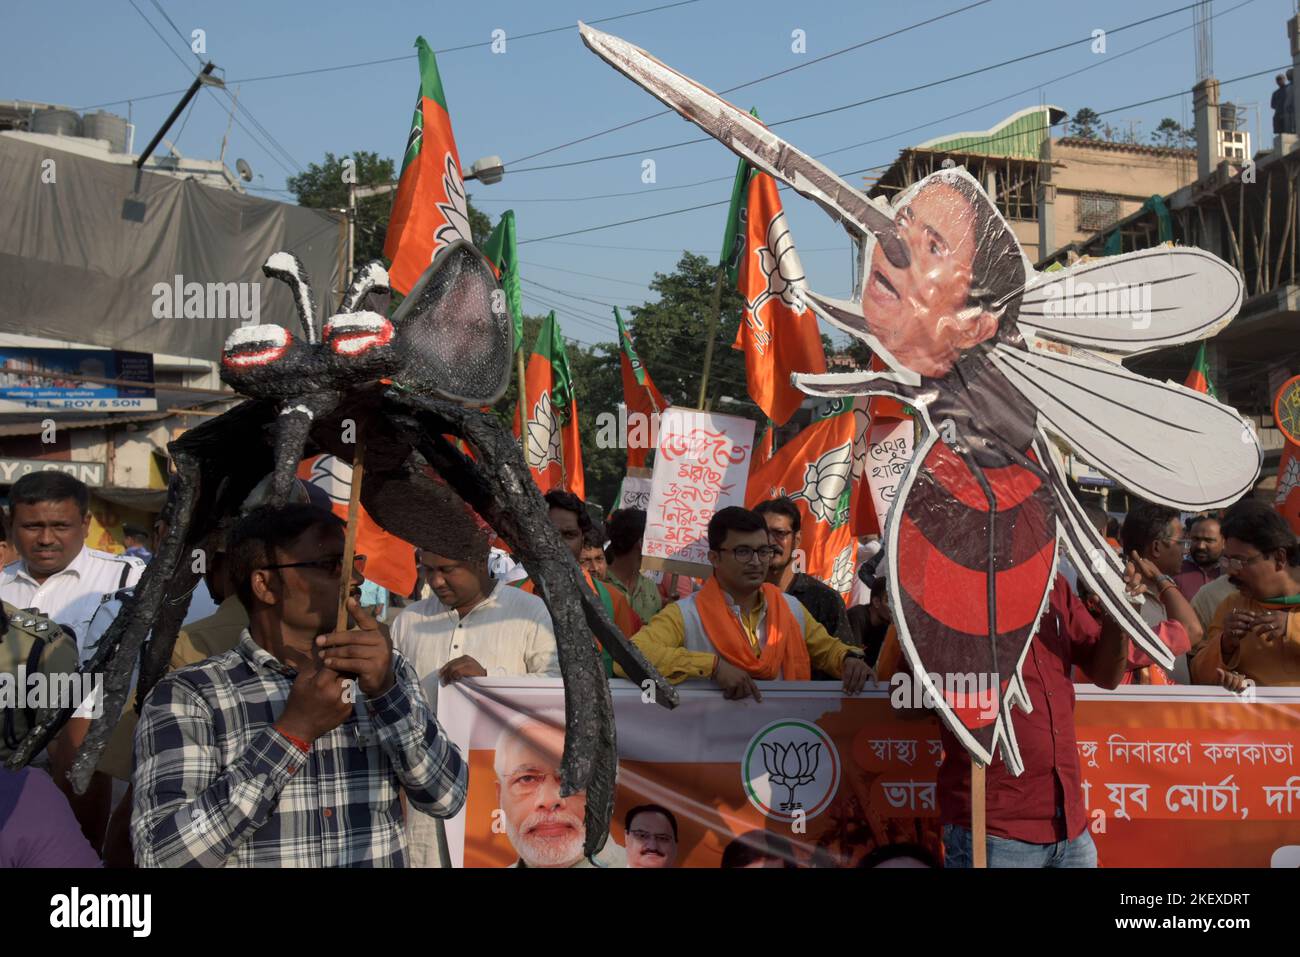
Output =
[{"x1": 5, "y1": 0, "x2": 1297, "y2": 356}]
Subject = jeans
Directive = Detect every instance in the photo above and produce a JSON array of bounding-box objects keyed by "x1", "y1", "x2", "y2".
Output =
[{"x1": 942, "y1": 824, "x2": 1097, "y2": 868}]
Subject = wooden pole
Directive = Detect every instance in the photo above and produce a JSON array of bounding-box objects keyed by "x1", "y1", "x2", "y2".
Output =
[
  {"x1": 695, "y1": 264, "x2": 727, "y2": 411},
  {"x1": 516, "y1": 346, "x2": 531, "y2": 467},
  {"x1": 971, "y1": 758, "x2": 987, "y2": 868},
  {"x1": 336, "y1": 431, "x2": 367, "y2": 632}
]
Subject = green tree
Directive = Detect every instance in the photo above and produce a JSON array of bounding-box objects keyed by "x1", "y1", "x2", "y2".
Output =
[
  {"x1": 1152, "y1": 117, "x2": 1184, "y2": 148},
  {"x1": 288, "y1": 151, "x2": 394, "y2": 268},
  {"x1": 491, "y1": 252, "x2": 767, "y2": 510},
  {"x1": 288, "y1": 150, "x2": 493, "y2": 271},
  {"x1": 1070, "y1": 107, "x2": 1102, "y2": 140}
]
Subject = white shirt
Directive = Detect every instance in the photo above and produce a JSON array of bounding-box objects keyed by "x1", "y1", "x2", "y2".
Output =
[
  {"x1": 391, "y1": 581, "x2": 560, "y2": 708},
  {"x1": 390, "y1": 580, "x2": 559, "y2": 868},
  {"x1": 0, "y1": 546, "x2": 144, "y2": 655}
]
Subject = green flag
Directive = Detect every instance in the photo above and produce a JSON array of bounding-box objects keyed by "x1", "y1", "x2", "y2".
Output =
[
  {"x1": 482, "y1": 209, "x2": 523, "y2": 349},
  {"x1": 720, "y1": 107, "x2": 761, "y2": 286}
]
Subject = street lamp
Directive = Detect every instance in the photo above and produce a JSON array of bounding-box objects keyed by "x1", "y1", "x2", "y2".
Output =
[{"x1": 135, "y1": 62, "x2": 225, "y2": 169}]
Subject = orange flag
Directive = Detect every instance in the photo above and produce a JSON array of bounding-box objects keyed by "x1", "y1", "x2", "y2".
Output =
[
  {"x1": 752, "y1": 422, "x2": 774, "y2": 472},
  {"x1": 296, "y1": 455, "x2": 416, "y2": 597},
  {"x1": 516, "y1": 312, "x2": 585, "y2": 499},
  {"x1": 850, "y1": 355, "x2": 912, "y2": 536},
  {"x1": 746, "y1": 397, "x2": 856, "y2": 596},
  {"x1": 384, "y1": 38, "x2": 471, "y2": 295},
  {"x1": 615, "y1": 306, "x2": 666, "y2": 470},
  {"x1": 1275, "y1": 376, "x2": 1300, "y2": 534},
  {"x1": 726, "y1": 169, "x2": 826, "y2": 425}
]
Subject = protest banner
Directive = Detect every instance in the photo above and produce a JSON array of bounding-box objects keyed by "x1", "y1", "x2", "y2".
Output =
[
  {"x1": 615, "y1": 467, "x2": 653, "y2": 512},
  {"x1": 641, "y1": 406, "x2": 755, "y2": 578},
  {"x1": 861, "y1": 416, "x2": 915, "y2": 538},
  {"x1": 436, "y1": 679, "x2": 1300, "y2": 868}
]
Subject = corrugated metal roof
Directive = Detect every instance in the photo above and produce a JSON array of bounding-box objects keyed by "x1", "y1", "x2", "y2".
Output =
[
  {"x1": 0, "y1": 410, "x2": 174, "y2": 436},
  {"x1": 915, "y1": 105, "x2": 1067, "y2": 159}
]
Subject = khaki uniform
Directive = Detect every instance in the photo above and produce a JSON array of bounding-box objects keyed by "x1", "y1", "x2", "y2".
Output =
[{"x1": 0, "y1": 601, "x2": 79, "y2": 764}]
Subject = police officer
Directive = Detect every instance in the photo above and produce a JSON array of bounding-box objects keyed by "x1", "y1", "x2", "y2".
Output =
[
  {"x1": 0, "y1": 472, "x2": 144, "y2": 661},
  {"x1": 0, "y1": 600, "x2": 78, "y2": 765}
]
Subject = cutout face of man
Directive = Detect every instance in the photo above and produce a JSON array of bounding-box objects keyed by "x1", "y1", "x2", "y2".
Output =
[
  {"x1": 625, "y1": 809, "x2": 677, "y2": 868},
  {"x1": 495, "y1": 719, "x2": 587, "y2": 868},
  {"x1": 863, "y1": 180, "x2": 1000, "y2": 379}
]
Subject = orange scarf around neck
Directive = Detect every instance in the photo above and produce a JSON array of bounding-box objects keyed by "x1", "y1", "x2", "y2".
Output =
[{"x1": 695, "y1": 577, "x2": 810, "y2": 680}]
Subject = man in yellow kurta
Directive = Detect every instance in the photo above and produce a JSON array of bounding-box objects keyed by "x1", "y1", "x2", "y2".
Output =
[{"x1": 621, "y1": 507, "x2": 872, "y2": 700}]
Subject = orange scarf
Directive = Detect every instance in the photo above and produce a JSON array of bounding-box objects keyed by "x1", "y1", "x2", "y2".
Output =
[{"x1": 696, "y1": 578, "x2": 810, "y2": 680}]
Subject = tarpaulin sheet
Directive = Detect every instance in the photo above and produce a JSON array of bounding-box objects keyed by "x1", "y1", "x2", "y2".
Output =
[{"x1": 0, "y1": 134, "x2": 342, "y2": 360}]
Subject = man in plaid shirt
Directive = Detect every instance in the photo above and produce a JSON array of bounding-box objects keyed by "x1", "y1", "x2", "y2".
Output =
[{"x1": 131, "y1": 503, "x2": 467, "y2": 867}]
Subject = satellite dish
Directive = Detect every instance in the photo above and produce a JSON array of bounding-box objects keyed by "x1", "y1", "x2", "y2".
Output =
[{"x1": 236, "y1": 158, "x2": 253, "y2": 182}]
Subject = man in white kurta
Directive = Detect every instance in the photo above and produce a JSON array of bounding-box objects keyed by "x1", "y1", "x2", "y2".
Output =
[{"x1": 391, "y1": 546, "x2": 560, "y2": 867}]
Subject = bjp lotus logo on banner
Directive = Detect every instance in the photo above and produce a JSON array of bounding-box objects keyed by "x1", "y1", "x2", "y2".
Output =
[
  {"x1": 790, "y1": 442, "x2": 852, "y2": 525},
  {"x1": 743, "y1": 720, "x2": 840, "y2": 823}
]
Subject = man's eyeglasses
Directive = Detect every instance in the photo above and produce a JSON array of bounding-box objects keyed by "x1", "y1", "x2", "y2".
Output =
[
  {"x1": 717, "y1": 546, "x2": 779, "y2": 564},
  {"x1": 261, "y1": 554, "x2": 367, "y2": 576},
  {"x1": 1219, "y1": 553, "x2": 1267, "y2": 573},
  {"x1": 628, "y1": 829, "x2": 674, "y2": 844},
  {"x1": 767, "y1": 530, "x2": 795, "y2": 542}
]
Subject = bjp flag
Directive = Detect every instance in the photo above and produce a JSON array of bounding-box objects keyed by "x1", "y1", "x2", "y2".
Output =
[
  {"x1": 1275, "y1": 376, "x2": 1300, "y2": 535},
  {"x1": 850, "y1": 355, "x2": 913, "y2": 537},
  {"x1": 722, "y1": 126, "x2": 826, "y2": 426},
  {"x1": 1183, "y1": 341, "x2": 1217, "y2": 397},
  {"x1": 384, "y1": 37, "x2": 471, "y2": 295},
  {"x1": 296, "y1": 455, "x2": 417, "y2": 597},
  {"x1": 615, "y1": 306, "x2": 666, "y2": 470},
  {"x1": 516, "y1": 312, "x2": 585, "y2": 499},
  {"x1": 752, "y1": 421, "x2": 774, "y2": 472},
  {"x1": 746, "y1": 397, "x2": 856, "y2": 596}
]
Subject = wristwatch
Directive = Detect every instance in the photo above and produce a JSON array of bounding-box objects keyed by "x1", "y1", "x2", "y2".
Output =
[{"x1": 1155, "y1": 574, "x2": 1177, "y2": 594}]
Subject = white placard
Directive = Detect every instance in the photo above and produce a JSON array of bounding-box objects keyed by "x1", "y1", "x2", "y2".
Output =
[
  {"x1": 863, "y1": 418, "x2": 914, "y2": 533},
  {"x1": 642, "y1": 406, "x2": 755, "y2": 575}
]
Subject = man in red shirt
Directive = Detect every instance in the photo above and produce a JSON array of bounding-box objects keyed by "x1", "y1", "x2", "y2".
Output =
[
  {"x1": 938, "y1": 576, "x2": 1131, "y2": 868},
  {"x1": 1174, "y1": 515, "x2": 1224, "y2": 601}
]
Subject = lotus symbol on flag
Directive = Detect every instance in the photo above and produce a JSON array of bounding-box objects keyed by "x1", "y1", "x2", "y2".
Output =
[
  {"x1": 761, "y1": 740, "x2": 821, "y2": 812},
  {"x1": 434, "y1": 152, "x2": 472, "y2": 251},
  {"x1": 747, "y1": 209, "x2": 809, "y2": 320},
  {"x1": 526, "y1": 391, "x2": 562, "y2": 469},
  {"x1": 1279, "y1": 457, "x2": 1300, "y2": 505},
  {"x1": 829, "y1": 544, "x2": 854, "y2": 595},
  {"x1": 791, "y1": 442, "x2": 853, "y2": 525}
]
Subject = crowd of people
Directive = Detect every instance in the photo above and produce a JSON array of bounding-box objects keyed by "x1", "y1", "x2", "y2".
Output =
[{"x1": 0, "y1": 466, "x2": 1297, "y2": 868}]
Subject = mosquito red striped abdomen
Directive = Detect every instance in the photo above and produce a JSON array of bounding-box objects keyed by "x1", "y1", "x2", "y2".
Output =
[{"x1": 896, "y1": 438, "x2": 1056, "y2": 755}]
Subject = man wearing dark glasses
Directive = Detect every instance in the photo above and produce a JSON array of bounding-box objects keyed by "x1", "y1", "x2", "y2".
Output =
[{"x1": 131, "y1": 502, "x2": 466, "y2": 867}]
